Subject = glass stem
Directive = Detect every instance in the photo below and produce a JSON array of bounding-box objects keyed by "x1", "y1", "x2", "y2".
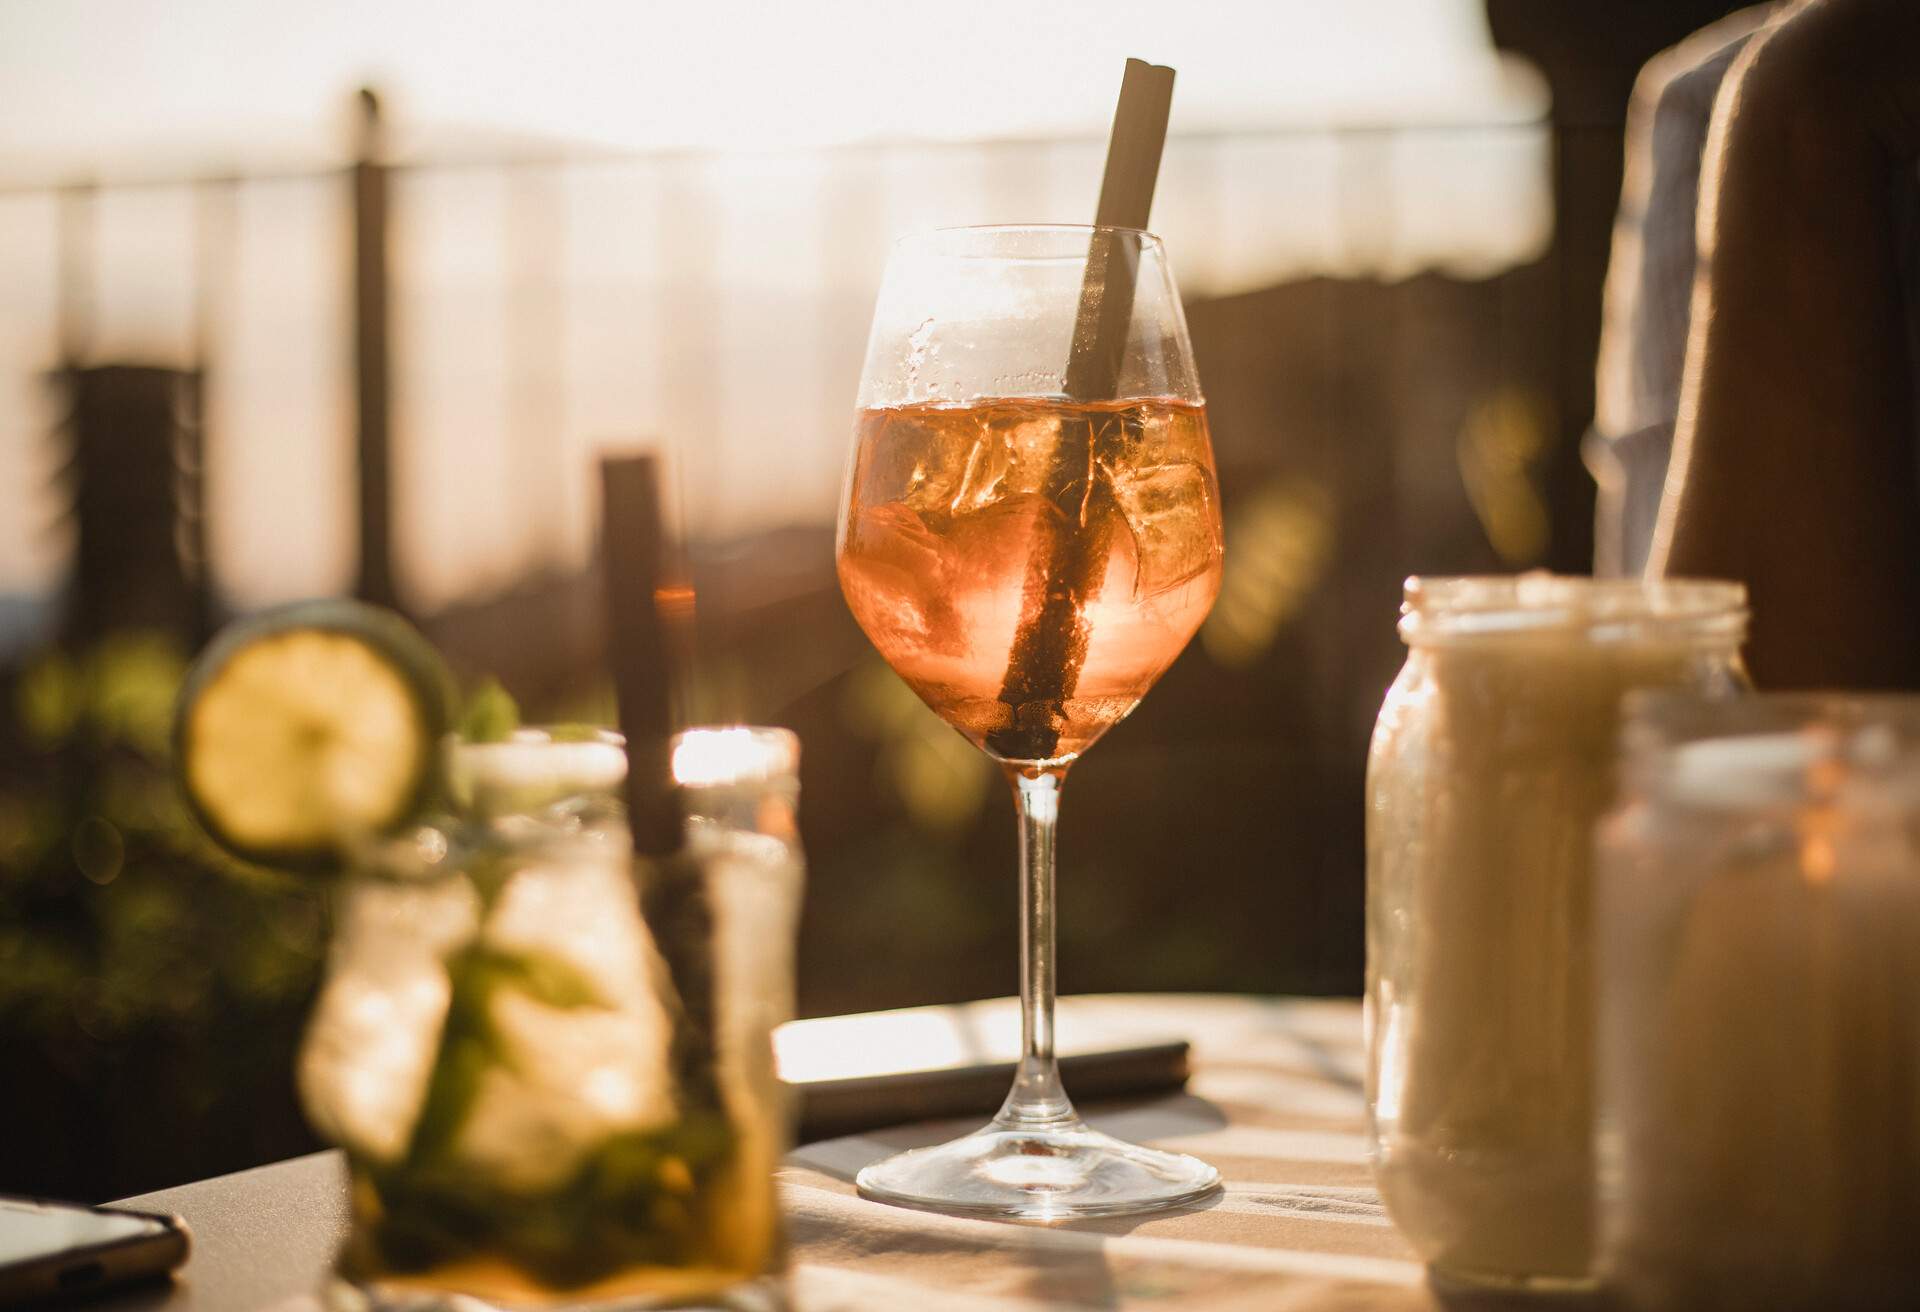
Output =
[{"x1": 995, "y1": 765, "x2": 1078, "y2": 1131}]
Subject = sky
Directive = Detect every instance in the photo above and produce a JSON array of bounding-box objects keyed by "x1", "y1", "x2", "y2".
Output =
[{"x1": 0, "y1": 0, "x2": 1543, "y2": 175}]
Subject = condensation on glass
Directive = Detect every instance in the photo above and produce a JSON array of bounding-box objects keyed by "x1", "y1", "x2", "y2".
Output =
[
  {"x1": 299, "y1": 727, "x2": 802, "y2": 1312},
  {"x1": 1364, "y1": 574, "x2": 1747, "y2": 1289},
  {"x1": 1596, "y1": 694, "x2": 1920, "y2": 1312}
]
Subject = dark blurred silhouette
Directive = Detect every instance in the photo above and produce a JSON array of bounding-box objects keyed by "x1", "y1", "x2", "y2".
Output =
[
  {"x1": 1649, "y1": 0, "x2": 1920, "y2": 689},
  {"x1": 1485, "y1": 0, "x2": 1764, "y2": 574},
  {"x1": 1588, "y1": 7, "x2": 1779, "y2": 580}
]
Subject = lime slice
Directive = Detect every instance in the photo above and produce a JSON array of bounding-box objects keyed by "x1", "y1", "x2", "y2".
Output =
[{"x1": 176, "y1": 600, "x2": 455, "y2": 870}]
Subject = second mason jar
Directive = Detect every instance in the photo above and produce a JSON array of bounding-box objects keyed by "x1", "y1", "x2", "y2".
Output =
[
  {"x1": 1364, "y1": 574, "x2": 1747, "y2": 1289},
  {"x1": 1597, "y1": 695, "x2": 1920, "y2": 1311}
]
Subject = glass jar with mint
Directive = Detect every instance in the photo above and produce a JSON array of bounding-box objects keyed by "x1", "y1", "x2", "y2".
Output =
[{"x1": 300, "y1": 727, "x2": 802, "y2": 1311}]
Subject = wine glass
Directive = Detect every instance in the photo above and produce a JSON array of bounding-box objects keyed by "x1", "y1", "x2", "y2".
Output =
[{"x1": 835, "y1": 224, "x2": 1225, "y2": 1218}]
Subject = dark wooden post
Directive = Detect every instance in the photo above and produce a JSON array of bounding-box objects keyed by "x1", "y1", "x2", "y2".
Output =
[{"x1": 353, "y1": 87, "x2": 398, "y2": 609}]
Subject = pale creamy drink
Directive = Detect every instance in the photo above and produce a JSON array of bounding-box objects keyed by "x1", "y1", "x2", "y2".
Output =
[
  {"x1": 1364, "y1": 575, "x2": 1747, "y2": 1288},
  {"x1": 1598, "y1": 696, "x2": 1920, "y2": 1312}
]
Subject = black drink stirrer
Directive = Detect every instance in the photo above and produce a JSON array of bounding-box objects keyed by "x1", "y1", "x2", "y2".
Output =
[{"x1": 600, "y1": 452, "x2": 683, "y2": 854}]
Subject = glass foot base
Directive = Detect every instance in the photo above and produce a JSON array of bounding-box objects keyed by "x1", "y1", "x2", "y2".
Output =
[{"x1": 855, "y1": 1120, "x2": 1222, "y2": 1221}]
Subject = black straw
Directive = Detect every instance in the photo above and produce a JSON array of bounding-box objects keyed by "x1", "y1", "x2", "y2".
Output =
[
  {"x1": 600, "y1": 453, "x2": 683, "y2": 855},
  {"x1": 986, "y1": 59, "x2": 1175, "y2": 762}
]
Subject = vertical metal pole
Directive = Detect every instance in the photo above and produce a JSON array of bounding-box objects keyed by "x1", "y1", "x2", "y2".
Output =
[
  {"x1": 353, "y1": 88, "x2": 398, "y2": 608},
  {"x1": 506, "y1": 165, "x2": 568, "y2": 573},
  {"x1": 56, "y1": 181, "x2": 96, "y2": 368},
  {"x1": 188, "y1": 178, "x2": 236, "y2": 641}
]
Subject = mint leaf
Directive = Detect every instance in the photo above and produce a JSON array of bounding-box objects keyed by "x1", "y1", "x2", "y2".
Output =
[{"x1": 459, "y1": 679, "x2": 520, "y2": 743}]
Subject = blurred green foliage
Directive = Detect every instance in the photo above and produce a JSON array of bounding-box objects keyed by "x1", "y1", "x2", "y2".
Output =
[
  {"x1": 840, "y1": 658, "x2": 993, "y2": 837},
  {"x1": 1, "y1": 631, "x2": 327, "y2": 1200}
]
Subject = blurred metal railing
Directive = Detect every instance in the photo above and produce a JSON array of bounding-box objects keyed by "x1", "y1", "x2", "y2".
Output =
[{"x1": 0, "y1": 100, "x2": 1552, "y2": 648}]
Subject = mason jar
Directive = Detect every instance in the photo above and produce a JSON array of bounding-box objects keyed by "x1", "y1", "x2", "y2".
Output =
[
  {"x1": 1597, "y1": 694, "x2": 1920, "y2": 1311},
  {"x1": 300, "y1": 727, "x2": 802, "y2": 1311},
  {"x1": 1364, "y1": 574, "x2": 1747, "y2": 1289}
]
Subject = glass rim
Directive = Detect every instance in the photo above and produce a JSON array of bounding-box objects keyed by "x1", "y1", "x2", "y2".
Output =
[
  {"x1": 445, "y1": 726, "x2": 630, "y2": 819},
  {"x1": 1399, "y1": 573, "x2": 1748, "y2": 645},
  {"x1": 672, "y1": 725, "x2": 801, "y2": 787},
  {"x1": 446, "y1": 725, "x2": 629, "y2": 774},
  {"x1": 1621, "y1": 690, "x2": 1920, "y2": 810},
  {"x1": 891, "y1": 223, "x2": 1165, "y2": 261},
  {"x1": 452, "y1": 725, "x2": 625, "y2": 747},
  {"x1": 445, "y1": 724, "x2": 800, "y2": 796},
  {"x1": 1626, "y1": 689, "x2": 1920, "y2": 730}
]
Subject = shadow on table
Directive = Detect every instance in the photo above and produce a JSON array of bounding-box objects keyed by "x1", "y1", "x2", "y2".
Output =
[
  {"x1": 993, "y1": 1238, "x2": 1123, "y2": 1309},
  {"x1": 1427, "y1": 1271, "x2": 1620, "y2": 1312},
  {"x1": 792, "y1": 1213, "x2": 1128, "y2": 1308},
  {"x1": 1081, "y1": 1090, "x2": 1231, "y2": 1135},
  {"x1": 1242, "y1": 998, "x2": 1367, "y2": 1094},
  {"x1": 781, "y1": 1186, "x2": 1125, "y2": 1309}
]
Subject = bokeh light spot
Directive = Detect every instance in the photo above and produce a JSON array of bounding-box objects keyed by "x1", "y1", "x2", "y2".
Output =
[
  {"x1": 1202, "y1": 477, "x2": 1334, "y2": 669},
  {"x1": 73, "y1": 815, "x2": 126, "y2": 886}
]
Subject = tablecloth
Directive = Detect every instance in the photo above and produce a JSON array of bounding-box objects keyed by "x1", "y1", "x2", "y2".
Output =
[
  {"x1": 110, "y1": 995, "x2": 1440, "y2": 1311},
  {"x1": 778, "y1": 994, "x2": 1429, "y2": 1311}
]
